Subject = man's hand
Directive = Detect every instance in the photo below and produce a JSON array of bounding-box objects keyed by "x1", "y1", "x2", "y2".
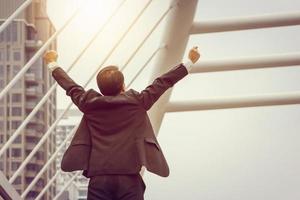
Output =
[
  {"x1": 183, "y1": 46, "x2": 200, "y2": 73},
  {"x1": 43, "y1": 50, "x2": 59, "y2": 72},
  {"x1": 43, "y1": 50, "x2": 58, "y2": 64},
  {"x1": 188, "y1": 46, "x2": 200, "y2": 64}
]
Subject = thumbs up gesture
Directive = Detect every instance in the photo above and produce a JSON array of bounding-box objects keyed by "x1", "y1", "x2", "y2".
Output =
[{"x1": 188, "y1": 46, "x2": 200, "y2": 64}]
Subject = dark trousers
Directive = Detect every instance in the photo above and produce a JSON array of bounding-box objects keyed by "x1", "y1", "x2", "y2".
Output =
[{"x1": 87, "y1": 174, "x2": 146, "y2": 200}]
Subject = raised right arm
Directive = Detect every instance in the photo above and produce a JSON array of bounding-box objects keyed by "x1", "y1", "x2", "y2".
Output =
[{"x1": 135, "y1": 46, "x2": 200, "y2": 110}]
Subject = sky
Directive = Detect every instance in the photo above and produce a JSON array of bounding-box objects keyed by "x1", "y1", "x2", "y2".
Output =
[{"x1": 47, "y1": 0, "x2": 300, "y2": 199}]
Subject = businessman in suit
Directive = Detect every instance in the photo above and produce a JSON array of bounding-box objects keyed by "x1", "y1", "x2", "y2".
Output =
[{"x1": 43, "y1": 47, "x2": 200, "y2": 200}]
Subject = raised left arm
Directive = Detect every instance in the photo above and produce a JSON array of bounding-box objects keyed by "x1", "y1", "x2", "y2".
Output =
[
  {"x1": 44, "y1": 51, "x2": 89, "y2": 112},
  {"x1": 52, "y1": 66, "x2": 90, "y2": 112}
]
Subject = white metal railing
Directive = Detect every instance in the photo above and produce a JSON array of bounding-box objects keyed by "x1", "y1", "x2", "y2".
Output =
[
  {"x1": 20, "y1": 127, "x2": 77, "y2": 198},
  {"x1": 166, "y1": 91, "x2": 300, "y2": 112},
  {"x1": 0, "y1": 3, "x2": 83, "y2": 100},
  {"x1": 119, "y1": 5, "x2": 173, "y2": 72},
  {"x1": 119, "y1": 3, "x2": 174, "y2": 72},
  {"x1": 35, "y1": 171, "x2": 60, "y2": 200},
  {"x1": 126, "y1": 44, "x2": 166, "y2": 89},
  {"x1": 190, "y1": 11, "x2": 300, "y2": 34},
  {"x1": 0, "y1": 0, "x2": 33, "y2": 33},
  {"x1": 190, "y1": 52, "x2": 300, "y2": 73}
]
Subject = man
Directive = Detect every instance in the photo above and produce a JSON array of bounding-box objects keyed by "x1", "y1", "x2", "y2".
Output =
[{"x1": 43, "y1": 47, "x2": 200, "y2": 200}]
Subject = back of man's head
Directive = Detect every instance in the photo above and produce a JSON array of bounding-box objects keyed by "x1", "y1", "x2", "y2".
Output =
[{"x1": 96, "y1": 66, "x2": 124, "y2": 96}]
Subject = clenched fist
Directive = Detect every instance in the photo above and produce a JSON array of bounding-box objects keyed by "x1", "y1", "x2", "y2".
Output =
[
  {"x1": 43, "y1": 50, "x2": 58, "y2": 64},
  {"x1": 188, "y1": 46, "x2": 200, "y2": 64}
]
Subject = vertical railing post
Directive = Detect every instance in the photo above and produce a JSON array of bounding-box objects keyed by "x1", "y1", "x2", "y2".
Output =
[{"x1": 147, "y1": 0, "x2": 198, "y2": 134}]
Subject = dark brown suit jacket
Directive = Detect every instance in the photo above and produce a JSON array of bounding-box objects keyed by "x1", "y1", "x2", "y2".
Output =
[{"x1": 52, "y1": 64, "x2": 188, "y2": 178}]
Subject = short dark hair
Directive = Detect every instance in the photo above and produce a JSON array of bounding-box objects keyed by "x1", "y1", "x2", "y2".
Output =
[{"x1": 96, "y1": 66, "x2": 124, "y2": 96}]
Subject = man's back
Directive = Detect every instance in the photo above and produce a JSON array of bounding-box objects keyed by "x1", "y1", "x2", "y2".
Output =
[{"x1": 83, "y1": 89, "x2": 156, "y2": 176}]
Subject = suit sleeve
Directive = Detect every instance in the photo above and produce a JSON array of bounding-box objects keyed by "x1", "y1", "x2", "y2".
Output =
[
  {"x1": 51, "y1": 67, "x2": 90, "y2": 112},
  {"x1": 135, "y1": 63, "x2": 188, "y2": 110}
]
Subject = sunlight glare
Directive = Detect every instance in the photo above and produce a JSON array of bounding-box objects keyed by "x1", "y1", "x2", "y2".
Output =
[{"x1": 74, "y1": 0, "x2": 120, "y2": 35}]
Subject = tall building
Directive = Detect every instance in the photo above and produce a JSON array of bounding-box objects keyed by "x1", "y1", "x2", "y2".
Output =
[{"x1": 0, "y1": 0, "x2": 57, "y2": 199}]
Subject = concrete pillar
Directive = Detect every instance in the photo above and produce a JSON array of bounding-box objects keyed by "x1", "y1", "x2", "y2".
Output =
[{"x1": 148, "y1": 0, "x2": 198, "y2": 134}]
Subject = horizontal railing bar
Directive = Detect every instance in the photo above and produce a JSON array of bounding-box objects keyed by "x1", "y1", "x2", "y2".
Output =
[
  {"x1": 190, "y1": 11, "x2": 300, "y2": 34},
  {"x1": 191, "y1": 52, "x2": 300, "y2": 73},
  {"x1": 166, "y1": 91, "x2": 300, "y2": 112}
]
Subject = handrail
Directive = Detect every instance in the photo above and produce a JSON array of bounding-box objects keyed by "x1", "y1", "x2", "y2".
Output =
[
  {"x1": 35, "y1": 171, "x2": 60, "y2": 200},
  {"x1": 120, "y1": 6, "x2": 174, "y2": 71},
  {"x1": 166, "y1": 91, "x2": 300, "y2": 112},
  {"x1": 190, "y1": 11, "x2": 300, "y2": 34},
  {"x1": 0, "y1": 0, "x2": 33, "y2": 33},
  {"x1": 190, "y1": 52, "x2": 300, "y2": 73},
  {"x1": 0, "y1": 3, "x2": 83, "y2": 100},
  {"x1": 20, "y1": 127, "x2": 76, "y2": 197}
]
